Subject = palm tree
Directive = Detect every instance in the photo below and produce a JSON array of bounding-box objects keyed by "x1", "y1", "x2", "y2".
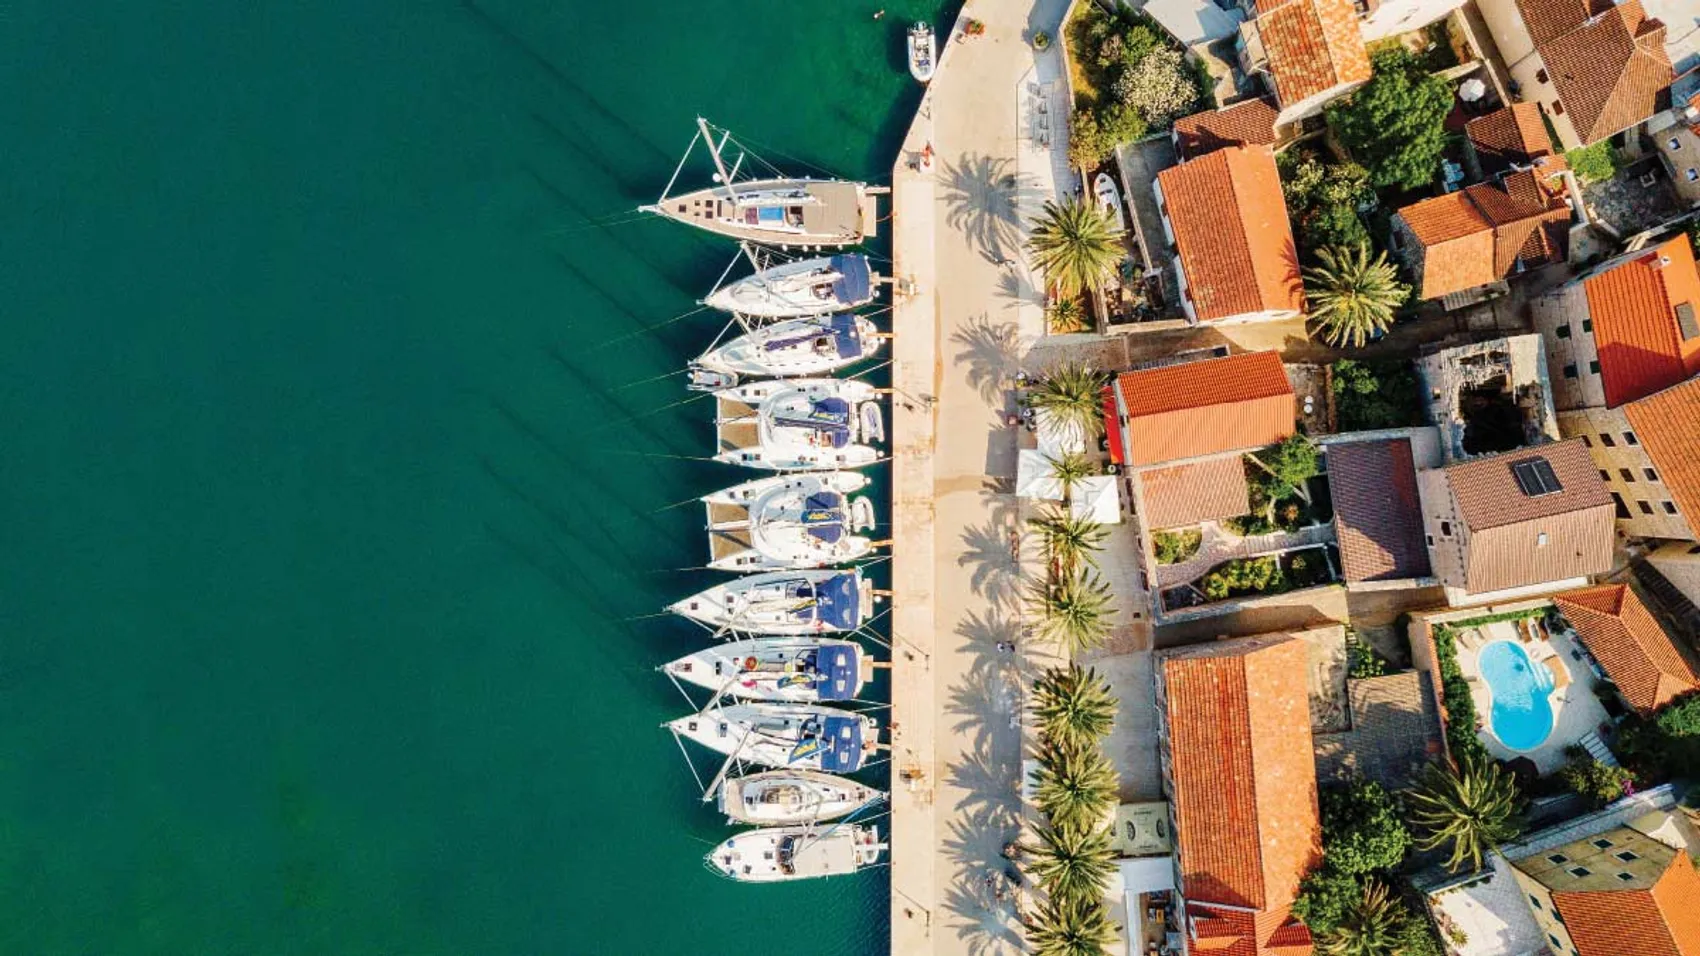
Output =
[
  {"x1": 1034, "y1": 739, "x2": 1119, "y2": 831},
  {"x1": 1407, "y1": 756, "x2": 1522, "y2": 873},
  {"x1": 1303, "y1": 243, "x2": 1409, "y2": 348},
  {"x1": 1027, "y1": 567, "x2": 1116, "y2": 655},
  {"x1": 1047, "y1": 297, "x2": 1088, "y2": 334},
  {"x1": 1027, "y1": 891, "x2": 1120, "y2": 956},
  {"x1": 1047, "y1": 451, "x2": 1098, "y2": 503},
  {"x1": 1024, "y1": 820, "x2": 1117, "y2": 905},
  {"x1": 1033, "y1": 663, "x2": 1117, "y2": 749},
  {"x1": 1317, "y1": 880, "x2": 1401, "y2": 956},
  {"x1": 1026, "y1": 361, "x2": 1108, "y2": 442},
  {"x1": 1028, "y1": 199, "x2": 1124, "y2": 299},
  {"x1": 1029, "y1": 507, "x2": 1109, "y2": 574}
]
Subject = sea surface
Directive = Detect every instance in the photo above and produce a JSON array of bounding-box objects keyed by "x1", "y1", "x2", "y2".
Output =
[{"x1": 0, "y1": 2, "x2": 936, "y2": 952}]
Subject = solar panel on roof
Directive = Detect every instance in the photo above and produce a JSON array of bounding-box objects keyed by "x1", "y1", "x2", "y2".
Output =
[
  {"x1": 1677, "y1": 302, "x2": 1698, "y2": 342},
  {"x1": 1511, "y1": 458, "x2": 1562, "y2": 497}
]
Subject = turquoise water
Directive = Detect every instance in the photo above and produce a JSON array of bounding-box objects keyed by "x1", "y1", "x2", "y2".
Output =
[
  {"x1": 1478, "y1": 640, "x2": 1556, "y2": 752},
  {"x1": 0, "y1": 2, "x2": 935, "y2": 951}
]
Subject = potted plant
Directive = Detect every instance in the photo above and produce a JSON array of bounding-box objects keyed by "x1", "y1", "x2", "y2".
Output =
[{"x1": 1032, "y1": 30, "x2": 1050, "y2": 50}]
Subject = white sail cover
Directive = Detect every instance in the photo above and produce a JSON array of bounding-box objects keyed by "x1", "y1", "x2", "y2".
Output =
[
  {"x1": 1015, "y1": 450, "x2": 1063, "y2": 501},
  {"x1": 1070, "y1": 475, "x2": 1121, "y2": 525}
]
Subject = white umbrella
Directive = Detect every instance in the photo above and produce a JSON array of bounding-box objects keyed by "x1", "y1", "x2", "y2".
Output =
[
  {"x1": 1015, "y1": 449, "x2": 1064, "y2": 500},
  {"x1": 1459, "y1": 78, "x2": 1486, "y2": 102},
  {"x1": 1035, "y1": 408, "x2": 1086, "y2": 460},
  {"x1": 1070, "y1": 475, "x2": 1122, "y2": 524}
]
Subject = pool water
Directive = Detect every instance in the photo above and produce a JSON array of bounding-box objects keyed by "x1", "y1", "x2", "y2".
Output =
[{"x1": 1478, "y1": 640, "x2": 1558, "y2": 751}]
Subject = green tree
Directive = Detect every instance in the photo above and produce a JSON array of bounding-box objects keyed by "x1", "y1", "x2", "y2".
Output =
[
  {"x1": 1331, "y1": 359, "x2": 1419, "y2": 430},
  {"x1": 1294, "y1": 865, "x2": 1364, "y2": 935},
  {"x1": 1028, "y1": 567, "x2": 1117, "y2": 655},
  {"x1": 1152, "y1": 529, "x2": 1202, "y2": 565},
  {"x1": 1047, "y1": 451, "x2": 1098, "y2": 504},
  {"x1": 1252, "y1": 435, "x2": 1321, "y2": 516},
  {"x1": 1558, "y1": 756, "x2": 1635, "y2": 808},
  {"x1": 1027, "y1": 889, "x2": 1120, "y2": 956},
  {"x1": 1069, "y1": 108, "x2": 1110, "y2": 170},
  {"x1": 1407, "y1": 757, "x2": 1522, "y2": 873},
  {"x1": 1033, "y1": 663, "x2": 1118, "y2": 749},
  {"x1": 1030, "y1": 507, "x2": 1110, "y2": 574},
  {"x1": 1304, "y1": 244, "x2": 1409, "y2": 348},
  {"x1": 1047, "y1": 297, "x2": 1089, "y2": 334},
  {"x1": 1316, "y1": 880, "x2": 1403, "y2": 956},
  {"x1": 1034, "y1": 739, "x2": 1119, "y2": 831},
  {"x1": 1025, "y1": 820, "x2": 1117, "y2": 905},
  {"x1": 1656, "y1": 693, "x2": 1700, "y2": 736},
  {"x1": 1280, "y1": 154, "x2": 1374, "y2": 258},
  {"x1": 1320, "y1": 778, "x2": 1412, "y2": 876},
  {"x1": 1026, "y1": 361, "x2": 1109, "y2": 442},
  {"x1": 1028, "y1": 199, "x2": 1125, "y2": 298},
  {"x1": 1562, "y1": 140, "x2": 1618, "y2": 184},
  {"x1": 1324, "y1": 48, "x2": 1452, "y2": 190}
]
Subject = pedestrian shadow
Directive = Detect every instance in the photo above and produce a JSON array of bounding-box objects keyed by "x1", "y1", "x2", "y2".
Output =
[
  {"x1": 950, "y1": 314, "x2": 1020, "y2": 407},
  {"x1": 939, "y1": 154, "x2": 1045, "y2": 259}
]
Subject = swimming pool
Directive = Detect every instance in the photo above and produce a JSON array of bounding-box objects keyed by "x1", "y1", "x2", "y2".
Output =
[{"x1": 1478, "y1": 640, "x2": 1557, "y2": 751}]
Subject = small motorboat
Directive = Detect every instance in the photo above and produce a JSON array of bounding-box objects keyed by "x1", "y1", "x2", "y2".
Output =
[
  {"x1": 666, "y1": 702, "x2": 879, "y2": 773},
  {"x1": 908, "y1": 23, "x2": 936, "y2": 83},
  {"x1": 703, "y1": 254, "x2": 877, "y2": 319},
  {"x1": 704, "y1": 472, "x2": 878, "y2": 572},
  {"x1": 707, "y1": 824, "x2": 885, "y2": 882},
  {"x1": 662, "y1": 637, "x2": 875, "y2": 703},
  {"x1": 1093, "y1": 172, "x2": 1127, "y2": 235},
  {"x1": 669, "y1": 568, "x2": 875, "y2": 636},
  {"x1": 714, "y1": 378, "x2": 884, "y2": 472},
  {"x1": 718, "y1": 769, "x2": 885, "y2": 825},
  {"x1": 690, "y1": 313, "x2": 883, "y2": 385}
]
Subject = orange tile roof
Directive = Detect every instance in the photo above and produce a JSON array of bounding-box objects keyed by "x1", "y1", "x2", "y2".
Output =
[
  {"x1": 1158, "y1": 146, "x2": 1304, "y2": 321},
  {"x1": 1114, "y1": 352, "x2": 1295, "y2": 465},
  {"x1": 1552, "y1": 851, "x2": 1700, "y2": 956},
  {"x1": 1553, "y1": 584, "x2": 1700, "y2": 714},
  {"x1": 1445, "y1": 439, "x2": 1615, "y2": 594},
  {"x1": 1466, "y1": 103, "x2": 1565, "y2": 176},
  {"x1": 1623, "y1": 374, "x2": 1700, "y2": 532},
  {"x1": 1140, "y1": 455, "x2": 1253, "y2": 530},
  {"x1": 1173, "y1": 99, "x2": 1280, "y2": 160},
  {"x1": 1534, "y1": 0, "x2": 1675, "y2": 145},
  {"x1": 1161, "y1": 635, "x2": 1321, "y2": 955},
  {"x1": 1397, "y1": 170, "x2": 1571, "y2": 299},
  {"x1": 1328, "y1": 438, "x2": 1432, "y2": 582},
  {"x1": 1252, "y1": 0, "x2": 1371, "y2": 108},
  {"x1": 1583, "y1": 236, "x2": 1700, "y2": 408}
]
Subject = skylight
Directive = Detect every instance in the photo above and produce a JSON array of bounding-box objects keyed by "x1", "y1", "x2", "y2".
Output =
[{"x1": 1512, "y1": 458, "x2": 1563, "y2": 497}]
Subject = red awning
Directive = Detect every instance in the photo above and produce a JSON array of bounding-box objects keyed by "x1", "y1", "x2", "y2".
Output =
[{"x1": 1102, "y1": 389, "x2": 1124, "y2": 466}]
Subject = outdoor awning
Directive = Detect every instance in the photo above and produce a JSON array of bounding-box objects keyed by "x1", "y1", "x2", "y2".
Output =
[
  {"x1": 1071, "y1": 475, "x2": 1122, "y2": 525},
  {"x1": 1015, "y1": 449, "x2": 1064, "y2": 500},
  {"x1": 1036, "y1": 408, "x2": 1086, "y2": 460},
  {"x1": 1117, "y1": 856, "x2": 1176, "y2": 894},
  {"x1": 1102, "y1": 389, "x2": 1125, "y2": 467}
]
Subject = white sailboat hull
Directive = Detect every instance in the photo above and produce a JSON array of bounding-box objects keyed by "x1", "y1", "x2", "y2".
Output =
[
  {"x1": 666, "y1": 702, "x2": 878, "y2": 773},
  {"x1": 714, "y1": 378, "x2": 885, "y2": 472},
  {"x1": 668, "y1": 569, "x2": 874, "y2": 636},
  {"x1": 664, "y1": 638, "x2": 874, "y2": 703},
  {"x1": 718, "y1": 770, "x2": 884, "y2": 825},
  {"x1": 707, "y1": 824, "x2": 884, "y2": 882},
  {"x1": 693, "y1": 314, "x2": 883, "y2": 379},
  {"x1": 703, "y1": 254, "x2": 877, "y2": 318},
  {"x1": 645, "y1": 178, "x2": 872, "y2": 248},
  {"x1": 704, "y1": 472, "x2": 877, "y2": 572}
]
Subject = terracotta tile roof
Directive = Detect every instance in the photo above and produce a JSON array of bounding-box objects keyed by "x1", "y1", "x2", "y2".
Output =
[
  {"x1": 1162, "y1": 635, "x2": 1320, "y2": 955},
  {"x1": 1444, "y1": 439, "x2": 1615, "y2": 594},
  {"x1": 1187, "y1": 905, "x2": 1315, "y2": 956},
  {"x1": 1554, "y1": 584, "x2": 1700, "y2": 714},
  {"x1": 1466, "y1": 103, "x2": 1565, "y2": 176},
  {"x1": 1582, "y1": 236, "x2": 1700, "y2": 408},
  {"x1": 1397, "y1": 170, "x2": 1572, "y2": 299},
  {"x1": 1623, "y1": 374, "x2": 1700, "y2": 532},
  {"x1": 1158, "y1": 146, "x2": 1304, "y2": 321},
  {"x1": 1551, "y1": 851, "x2": 1700, "y2": 956},
  {"x1": 1173, "y1": 98, "x2": 1280, "y2": 160},
  {"x1": 1114, "y1": 352, "x2": 1295, "y2": 465},
  {"x1": 1328, "y1": 439, "x2": 1433, "y2": 582},
  {"x1": 1251, "y1": 0, "x2": 1371, "y2": 108},
  {"x1": 1534, "y1": 0, "x2": 1675, "y2": 145},
  {"x1": 1140, "y1": 455, "x2": 1253, "y2": 530}
]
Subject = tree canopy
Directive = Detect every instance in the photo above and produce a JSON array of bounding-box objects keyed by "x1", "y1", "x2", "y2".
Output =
[
  {"x1": 1319, "y1": 778, "x2": 1412, "y2": 876},
  {"x1": 1324, "y1": 49, "x2": 1452, "y2": 190}
]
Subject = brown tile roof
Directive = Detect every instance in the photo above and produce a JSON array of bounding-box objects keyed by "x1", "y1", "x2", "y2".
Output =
[
  {"x1": 1140, "y1": 455, "x2": 1253, "y2": 530},
  {"x1": 1624, "y1": 374, "x2": 1700, "y2": 533},
  {"x1": 1114, "y1": 352, "x2": 1295, "y2": 466},
  {"x1": 1161, "y1": 635, "x2": 1321, "y2": 954},
  {"x1": 1328, "y1": 438, "x2": 1433, "y2": 582},
  {"x1": 1158, "y1": 146, "x2": 1304, "y2": 321},
  {"x1": 1444, "y1": 439, "x2": 1615, "y2": 594},
  {"x1": 1534, "y1": 0, "x2": 1675, "y2": 145},
  {"x1": 1397, "y1": 170, "x2": 1572, "y2": 299},
  {"x1": 1554, "y1": 584, "x2": 1700, "y2": 714},
  {"x1": 1552, "y1": 850, "x2": 1700, "y2": 956},
  {"x1": 1173, "y1": 98, "x2": 1280, "y2": 160},
  {"x1": 1466, "y1": 103, "x2": 1565, "y2": 176},
  {"x1": 1251, "y1": 0, "x2": 1371, "y2": 108},
  {"x1": 1583, "y1": 236, "x2": 1700, "y2": 408}
]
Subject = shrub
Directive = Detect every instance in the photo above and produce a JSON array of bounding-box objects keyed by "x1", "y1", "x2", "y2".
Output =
[
  {"x1": 1563, "y1": 140, "x2": 1618, "y2": 184},
  {"x1": 1047, "y1": 297, "x2": 1089, "y2": 334},
  {"x1": 1097, "y1": 102, "x2": 1148, "y2": 146},
  {"x1": 1349, "y1": 640, "x2": 1387, "y2": 679},
  {"x1": 1655, "y1": 693, "x2": 1700, "y2": 737},
  {"x1": 1254, "y1": 435, "x2": 1320, "y2": 504},
  {"x1": 1688, "y1": 218, "x2": 1700, "y2": 258},
  {"x1": 1320, "y1": 778, "x2": 1412, "y2": 876},
  {"x1": 1332, "y1": 359, "x2": 1420, "y2": 430},
  {"x1": 1112, "y1": 46, "x2": 1199, "y2": 130},
  {"x1": 1324, "y1": 48, "x2": 1453, "y2": 190},
  {"x1": 1200, "y1": 556, "x2": 1287, "y2": 600},
  {"x1": 1069, "y1": 108, "x2": 1109, "y2": 170},
  {"x1": 1294, "y1": 865, "x2": 1361, "y2": 934},
  {"x1": 1431, "y1": 626, "x2": 1490, "y2": 765},
  {"x1": 1280, "y1": 154, "x2": 1374, "y2": 260},
  {"x1": 1153, "y1": 529, "x2": 1202, "y2": 565},
  {"x1": 1557, "y1": 757, "x2": 1634, "y2": 808}
]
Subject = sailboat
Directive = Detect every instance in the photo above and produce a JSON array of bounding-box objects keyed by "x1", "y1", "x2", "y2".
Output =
[
  {"x1": 662, "y1": 637, "x2": 875, "y2": 703},
  {"x1": 666, "y1": 702, "x2": 879, "y2": 773},
  {"x1": 707, "y1": 824, "x2": 885, "y2": 882},
  {"x1": 688, "y1": 313, "x2": 883, "y2": 388},
  {"x1": 704, "y1": 253, "x2": 876, "y2": 318},
  {"x1": 717, "y1": 769, "x2": 884, "y2": 825},
  {"x1": 641, "y1": 118, "x2": 880, "y2": 248},
  {"x1": 668, "y1": 568, "x2": 875, "y2": 636},
  {"x1": 704, "y1": 472, "x2": 877, "y2": 572},
  {"x1": 714, "y1": 378, "x2": 884, "y2": 471}
]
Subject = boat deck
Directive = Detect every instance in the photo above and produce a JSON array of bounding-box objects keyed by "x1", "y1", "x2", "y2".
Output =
[
  {"x1": 706, "y1": 502, "x2": 748, "y2": 525},
  {"x1": 717, "y1": 398, "x2": 758, "y2": 419},
  {"x1": 709, "y1": 528, "x2": 752, "y2": 560},
  {"x1": 717, "y1": 422, "x2": 759, "y2": 454}
]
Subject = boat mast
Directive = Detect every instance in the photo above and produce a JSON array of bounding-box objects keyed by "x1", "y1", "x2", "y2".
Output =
[{"x1": 697, "y1": 116, "x2": 742, "y2": 205}]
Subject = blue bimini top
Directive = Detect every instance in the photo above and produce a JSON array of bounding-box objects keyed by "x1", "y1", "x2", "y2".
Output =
[
  {"x1": 802, "y1": 491, "x2": 847, "y2": 544},
  {"x1": 819, "y1": 714, "x2": 864, "y2": 772},
  {"x1": 813, "y1": 645, "x2": 858, "y2": 701},
  {"x1": 830, "y1": 313, "x2": 862, "y2": 359},
  {"x1": 813, "y1": 572, "x2": 860, "y2": 630},
  {"x1": 830, "y1": 255, "x2": 871, "y2": 305},
  {"x1": 773, "y1": 398, "x2": 851, "y2": 448}
]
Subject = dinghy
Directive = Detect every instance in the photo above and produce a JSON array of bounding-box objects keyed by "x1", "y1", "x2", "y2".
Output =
[
  {"x1": 666, "y1": 702, "x2": 879, "y2": 773},
  {"x1": 707, "y1": 824, "x2": 885, "y2": 882},
  {"x1": 1093, "y1": 172, "x2": 1127, "y2": 235},
  {"x1": 718, "y1": 769, "x2": 884, "y2": 825},
  {"x1": 668, "y1": 568, "x2": 874, "y2": 636},
  {"x1": 714, "y1": 378, "x2": 884, "y2": 471},
  {"x1": 704, "y1": 472, "x2": 878, "y2": 572},
  {"x1": 662, "y1": 638, "x2": 874, "y2": 703},
  {"x1": 908, "y1": 23, "x2": 936, "y2": 83},
  {"x1": 689, "y1": 313, "x2": 882, "y2": 387},
  {"x1": 704, "y1": 254, "x2": 876, "y2": 318}
]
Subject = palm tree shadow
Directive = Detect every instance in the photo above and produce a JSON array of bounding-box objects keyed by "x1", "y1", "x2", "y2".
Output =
[
  {"x1": 939, "y1": 153, "x2": 1023, "y2": 259},
  {"x1": 944, "y1": 661, "x2": 1023, "y2": 755},
  {"x1": 950, "y1": 314, "x2": 1021, "y2": 407},
  {"x1": 958, "y1": 519, "x2": 1021, "y2": 607},
  {"x1": 940, "y1": 803, "x2": 1027, "y2": 956}
]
